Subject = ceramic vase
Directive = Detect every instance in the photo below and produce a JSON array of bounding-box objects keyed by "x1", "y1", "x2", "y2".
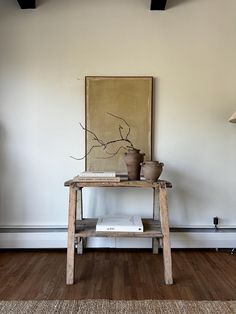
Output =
[
  {"x1": 141, "y1": 161, "x2": 164, "y2": 182},
  {"x1": 124, "y1": 148, "x2": 145, "y2": 181}
]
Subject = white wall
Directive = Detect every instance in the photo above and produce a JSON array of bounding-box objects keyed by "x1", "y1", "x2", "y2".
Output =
[{"x1": 0, "y1": 0, "x2": 236, "y2": 247}]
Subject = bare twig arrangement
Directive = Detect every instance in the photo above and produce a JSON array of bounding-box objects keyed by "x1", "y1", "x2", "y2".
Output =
[{"x1": 71, "y1": 112, "x2": 135, "y2": 160}]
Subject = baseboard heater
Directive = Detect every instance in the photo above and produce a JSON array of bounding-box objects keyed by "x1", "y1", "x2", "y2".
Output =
[
  {"x1": 0, "y1": 227, "x2": 235, "y2": 249},
  {"x1": 171, "y1": 227, "x2": 236, "y2": 233},
  {"x1": 1, "y1": 227, "x2": 236, "y2": 233}
]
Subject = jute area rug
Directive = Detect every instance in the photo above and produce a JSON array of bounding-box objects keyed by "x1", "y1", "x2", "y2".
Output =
[{"x1": 0, "y1": 300, "x2": 235, "y2": 314}]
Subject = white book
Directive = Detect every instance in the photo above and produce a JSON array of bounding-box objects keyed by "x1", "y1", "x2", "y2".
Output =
[
  {"x1": 79, "y1": 171, "x2": 116, "y2": 178},
  {"x1": 73, "y1": 176, "x2": 120, "y2": 182},
  {"x1": 96, "y1": 215, "x2": 143, "y2": 232}
]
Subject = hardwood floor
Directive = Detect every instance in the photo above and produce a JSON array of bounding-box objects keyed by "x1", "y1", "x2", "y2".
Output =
[{"x1": 0, "y1": 249, "x2": 235, "y2": 300}]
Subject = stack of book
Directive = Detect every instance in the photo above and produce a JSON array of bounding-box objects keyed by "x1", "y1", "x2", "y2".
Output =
[
  {"x1": 73, "y1": 171, "x2": 121, "y2": 182},
  {"x1": 96, "y1": 215, "x2": 143, "y2": 232}
]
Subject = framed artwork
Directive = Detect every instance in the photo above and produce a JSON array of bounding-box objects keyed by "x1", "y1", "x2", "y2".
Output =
[{"x1": 85, "y1": 76, "x2": 153, "y2": 172}]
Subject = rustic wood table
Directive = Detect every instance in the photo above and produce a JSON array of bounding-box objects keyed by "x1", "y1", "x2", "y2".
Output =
[{"x1": 64, "y1": 178, "x2": 173, "y2": 285}]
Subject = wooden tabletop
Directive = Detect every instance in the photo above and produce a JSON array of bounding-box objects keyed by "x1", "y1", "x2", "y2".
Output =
[{"x1": 64, "y1": 178, "x2": 172, "y2": 188}]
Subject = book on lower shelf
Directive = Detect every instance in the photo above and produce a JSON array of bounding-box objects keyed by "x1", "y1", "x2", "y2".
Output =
[{"x1": 96, "y1": 215, "x2": 143, "y2": 232}]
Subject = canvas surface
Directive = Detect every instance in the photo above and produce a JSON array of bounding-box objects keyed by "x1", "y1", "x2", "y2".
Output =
[{"x1": 85, "y1": 77, "x2": 152, "y2": 171}]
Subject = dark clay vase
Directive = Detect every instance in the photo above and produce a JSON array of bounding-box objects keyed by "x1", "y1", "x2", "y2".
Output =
[
  {"x1": 141, "y1": 161, "x2": 164, "y2": 182},
  {"x1": 124, "y1": 148, "x2": 145, "y2": 181}
]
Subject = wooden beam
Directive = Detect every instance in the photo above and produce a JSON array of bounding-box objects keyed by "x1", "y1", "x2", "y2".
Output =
[
  {"x1": 150, "y1": 0, "x2": 167, "y2": 10},
  {"x1": 17, "y1": 0, "x2": 36, "y2": 9}
]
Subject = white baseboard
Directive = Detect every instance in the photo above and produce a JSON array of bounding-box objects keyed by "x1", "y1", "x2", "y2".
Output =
[
  {"x1": 0, "y1": 231, "x2": 235, "y2": 249},
  {"x1": 170, "y1": 232, "x2": 236, "y2": 248},
  {"x1": 0, "y1": 232, "x2": 67, "y2": 248}
]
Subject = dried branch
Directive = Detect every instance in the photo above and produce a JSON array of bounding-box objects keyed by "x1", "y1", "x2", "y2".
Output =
[
  {"x1": 119, "y1": 125, "x2": 124, "y2": 139},
  {"x1": 97, "y1": 146, "x2": 127, "y2": 159},
  {"x1": 106, "y1": 112, "x2": 131, "y2": 140},
  {"x1": 79, "y1": 123, "x2": 104, "y2": 146},
  {"x1": 71, "y1": 113, "x2": 135, "y2": 160},
  {"x1": 103, "y1": 138, "x2": 134, "y2": 149},
  {"x1": 70, "y1": 144, "x2": 101, "y2": 160}
]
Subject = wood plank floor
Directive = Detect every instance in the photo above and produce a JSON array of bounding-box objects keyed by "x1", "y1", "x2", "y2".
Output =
[{"x1": 0, "y1": 249, "x2": 235, "y2": 300}]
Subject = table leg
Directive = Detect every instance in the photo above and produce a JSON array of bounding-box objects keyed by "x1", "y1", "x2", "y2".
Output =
[
  {"x1": 66, "y1": 185, "x2": 77, "y2": 285},
  {"x1": 152, "y1": 238, "x2": 159, "y2": 254},
  {"x1": 159, "y1": 184, "x2": 173, "y2": 285},
  {"x1": 152, "y1": 188, "x2": 160, "y2": 254},
  {"x1": 76, "y1": 188, "x2": 83, "y2": 255},
  {"x1": 77, "y1": 238, "x2": 84, "y2": 255}
]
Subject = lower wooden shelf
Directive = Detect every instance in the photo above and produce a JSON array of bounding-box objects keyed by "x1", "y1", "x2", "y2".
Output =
[{"x1": 75, "y1": 218, "x2": 163, "y2": 238}]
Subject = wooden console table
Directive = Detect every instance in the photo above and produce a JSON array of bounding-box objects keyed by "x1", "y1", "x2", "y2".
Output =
[{"x1": 64, "y1": 178, "x2": 173, "y2": 285}]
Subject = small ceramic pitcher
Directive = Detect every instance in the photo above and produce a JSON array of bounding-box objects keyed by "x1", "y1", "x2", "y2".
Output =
[{"x1": 141, "y1": 161, "x2": 164, "y2": 182}]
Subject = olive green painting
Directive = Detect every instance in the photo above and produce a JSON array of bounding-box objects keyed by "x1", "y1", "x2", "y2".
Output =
[{"x1": 85, "y1": 76, "x2": 153, "y2": 172}]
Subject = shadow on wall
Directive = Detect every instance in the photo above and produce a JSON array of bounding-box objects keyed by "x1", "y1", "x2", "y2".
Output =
[
  {"x1": 37, "y1": 0, "x2": 52, "y2": 7},
  {"x1": 83, "y1": 187, "x2": 109, "y2": 218},
  {"x1": 0, "y1": 124, "x2": 27, "y2": 227},
  {"x1": 165, "y1": 165, "x2": 213, "y2": 226},
  {"x1": 166, "y1": 0, "x2": 197, "y2": 9},
  {"x1": 83, "y1": 188, "x2": 131, "y2": 218},
  {"x1": 0, "y1": 124, "x2": 7, "y2": 225}
]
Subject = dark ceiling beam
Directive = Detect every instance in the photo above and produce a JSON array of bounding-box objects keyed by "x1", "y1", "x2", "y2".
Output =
[
  {"x1": 150, "y1": 0, "x2": 167, "y2": 10},
  {"x1": 17, "y1": 0, "x2": 36, "y2": 9}
]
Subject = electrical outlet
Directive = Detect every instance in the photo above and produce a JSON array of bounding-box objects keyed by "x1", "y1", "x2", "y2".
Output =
[{"x1": 213, "y1": 217, "x2": 219, "y2": 226}]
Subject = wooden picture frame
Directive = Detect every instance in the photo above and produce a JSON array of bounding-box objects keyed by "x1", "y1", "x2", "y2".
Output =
[{"x1": 85, "y1": 76, "x2": 153, "y2": 172}]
